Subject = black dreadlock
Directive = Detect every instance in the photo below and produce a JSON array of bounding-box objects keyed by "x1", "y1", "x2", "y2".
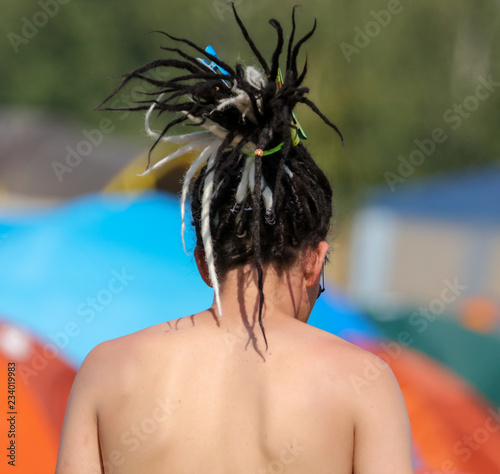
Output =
[{"x1": 97, "y1": 4, "x2": 343, "y2": 350}]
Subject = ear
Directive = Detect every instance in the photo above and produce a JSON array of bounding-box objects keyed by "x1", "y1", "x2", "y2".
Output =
[
  {"x1": 304, "y1": 241, "x2": 329, "y2": 290},
  {"x1": 194, "y1": 246, "x2": 212, "y2": 288}
]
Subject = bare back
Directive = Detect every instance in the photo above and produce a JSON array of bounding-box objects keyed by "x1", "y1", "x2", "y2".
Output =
[
  {"x1": 57, "y1": 309, "x2": 413, "y2": 474},
  {"x1": 95, "y1": 312, "x2": 357, "y2": 473}
]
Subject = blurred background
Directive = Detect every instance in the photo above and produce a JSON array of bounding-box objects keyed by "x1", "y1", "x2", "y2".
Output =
[{"x1": 1, "y1": 0, "x2": 499, "y2": 472}]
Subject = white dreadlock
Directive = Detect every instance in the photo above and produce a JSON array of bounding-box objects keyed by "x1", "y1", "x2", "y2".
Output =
[
  {"x1": 139, "y1": 67, "x2": 275, "y2": 318},
  {"x1": 180, "y1": 140, "x2": 222, "y2": 253},
  {"x1": 215, "y1": 66, "x2": 265, "y2": 123},
  {"x1": 200, "y1": 149, "x2": 222, "y2": 315}
]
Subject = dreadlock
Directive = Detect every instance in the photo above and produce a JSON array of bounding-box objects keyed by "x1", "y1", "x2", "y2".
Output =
[{"x1": 97, "y1": 4, "x2": 343, "y2": 350}]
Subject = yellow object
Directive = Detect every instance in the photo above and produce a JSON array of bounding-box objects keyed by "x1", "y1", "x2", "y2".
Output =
[{"x1": 104, "y1": 142, "x2": 199, "y2": 194}]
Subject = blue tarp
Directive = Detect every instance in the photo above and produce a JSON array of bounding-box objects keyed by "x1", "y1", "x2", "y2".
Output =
[{"x1": 367, "y1": 163, "x2": 500, "y2": 225}]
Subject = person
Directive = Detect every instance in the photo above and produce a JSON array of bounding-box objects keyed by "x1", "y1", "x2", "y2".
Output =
[{"x1": 56, "y1": 6, "x2": 414, "y2": 473}]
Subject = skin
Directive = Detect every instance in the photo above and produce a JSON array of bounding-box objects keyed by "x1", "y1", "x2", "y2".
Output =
[{"x1": 56, "y1": 241, "x2": 414, "y2": 474}]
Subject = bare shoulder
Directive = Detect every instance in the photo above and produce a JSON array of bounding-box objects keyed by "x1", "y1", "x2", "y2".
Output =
[
  {"x1": 325, "y1": 335, "x2": 396, "y2": 390},
  {"x1": 298, "y1": 325, "x2": 401, "y2": 399},
  {"x1": 79, "y1": 315, "x2": 197, "y2": 379},
  {"x1": 84, "y1": 320, "x2": 170, "y2": 358},
  {"x1": 301, "y1": 329, "x2": 413, "y2": 472},
  {"x1": 76, "y1": 323, "x2": 165, "y2": 386},
  {"x1": 303, "y1": 324, "x2": 388, "y2": 372},
  {"x1": 318, "y1": 337, "x2": 414, "y2": 472}
]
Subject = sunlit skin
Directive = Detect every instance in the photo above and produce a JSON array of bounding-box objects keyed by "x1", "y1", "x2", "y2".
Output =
[{"x1": 56, "y1": 241, "x2": 414, "y2": 474}]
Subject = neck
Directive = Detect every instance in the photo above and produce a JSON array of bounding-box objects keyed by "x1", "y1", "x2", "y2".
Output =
[{"x1": 211, "y1": 264, "x2": 315, "y2": 327}]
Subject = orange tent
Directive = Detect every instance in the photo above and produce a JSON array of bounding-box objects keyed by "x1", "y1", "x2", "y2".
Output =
[{"x1": 0, "y1": 320, "x2": 76, "y2": 473}]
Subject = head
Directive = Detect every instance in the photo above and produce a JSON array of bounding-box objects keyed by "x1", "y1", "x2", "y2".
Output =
[
  {"x1": 190, "y1": 143, "x2": 334, "y2": 286},
  {"x1": 97, "y1": 5, "x2": 343, "y2": 348}
]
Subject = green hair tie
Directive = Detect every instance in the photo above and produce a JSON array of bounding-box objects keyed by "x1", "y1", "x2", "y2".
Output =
[{"x1": 244, "y1": 142, "x2": 284, "y2": 157}]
